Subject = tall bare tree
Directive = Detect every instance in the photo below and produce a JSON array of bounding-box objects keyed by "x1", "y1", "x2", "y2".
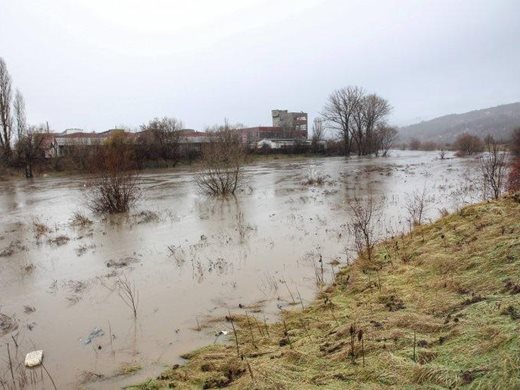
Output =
[
  {"x1": 352, "y1": 93, "x2": 392, "y2": 155},
  {"x1": 322, "y1": 86, "x2": 392, "y2": 156},
  {"x1": 311, "y1": 117, "x2": 326, "y2": 152},
  {"x1": 13, "y1": 90, "x2": 26, "y2": 141},
  {"x1": 0, "y1": 57, "x2": 13, "y2": 161},
  {"x1": 322, "y1": 86, "x2": 364, "y2": 156}
]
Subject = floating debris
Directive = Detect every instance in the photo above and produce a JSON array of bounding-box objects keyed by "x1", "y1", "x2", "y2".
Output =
[
  {"x1": 106, "y1": 257, "x2": 139, "y2": 268},
  {"x1": 81, "y1": 327, "x2": 104, "y2": 345}
]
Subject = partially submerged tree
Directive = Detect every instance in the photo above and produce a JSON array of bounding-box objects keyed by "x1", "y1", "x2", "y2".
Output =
[
  {"x1": 408, "y1": 138, "x2": 421, "y2": 150},
  {"x1": 322, "y1": 86, "x2": 392, "y2": 156},
  {"x1": 85, "y1": 132, "x2": 141, "y2": 213},
  {"x1": 311, "y1": 117, "x2": 326, "y2": 153},
  {"x1": 478, "y1": 135, "x2": 508, "y2": 200},
  {"x1": 374, "y1": 125, "x2": 398, "y2": 157},
  {"x1": 195, "y1": 122, "x2": 245, "y2": 196},
  {"x1": 15, "y1": 125, "x2": 47, "y2": 178},
  {"x1": 351, "y1": 93, "x2": 392, "y2": 156},
  {"x1": 0, "y1": 57, "x2": 13, "y2": 162},
  {"x1": 117, "y1": 275, "x2": 139, "y2": 319},
  {"x1": 454, "y1": 133, "x2": 483, "y2": 157},
  {"x1": 322, "y1": 86, "x2": 363, "y2": 156},
  {"x1": 13, "y1": 89, "x2": 26, "y2": 141}
]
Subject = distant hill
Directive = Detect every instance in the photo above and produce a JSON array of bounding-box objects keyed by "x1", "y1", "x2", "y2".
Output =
[{"x1": 398, "y1": 102, "x2": 520, "y2": 143}]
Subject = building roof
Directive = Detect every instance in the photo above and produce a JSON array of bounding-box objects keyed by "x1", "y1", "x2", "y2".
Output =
[{"x1": 237, "y1": 126, "x2": 283, "y2": 132}]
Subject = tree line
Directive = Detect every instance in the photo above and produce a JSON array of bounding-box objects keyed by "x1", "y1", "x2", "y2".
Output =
[
  {"x1": 1, "y1": 56, "x2": 402, "y2": 180},
  {"x1": 0, "y1": 57, "x2": 48, "y2": 178}
]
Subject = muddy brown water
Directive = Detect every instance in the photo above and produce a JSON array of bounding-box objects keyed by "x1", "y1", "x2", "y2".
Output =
[{"x1": 0, "y1": 151, "x2": 479, "y2": 388}]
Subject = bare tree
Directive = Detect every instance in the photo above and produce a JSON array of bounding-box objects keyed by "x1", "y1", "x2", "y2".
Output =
[
  {"x1": 408, "y1": 138, "x2": 421, "y2": 150},
  {"x1": 322, "y1": 86, "x2": 364, "y2": 156},
  {"x1": 311, "y1": 117, "x2": 326, "y2": 152},
  {"x1": 137, "y1": 116, "x2": 183, "y2": 164},
  {"x1": 322, "y1": 86, "x2": 392, "y2": 156},
  {"x1": 507, "y1": 129, "x2": 520, "y2": 193},
  {"x1": 0, "y1": 57, "x2": 13, "y2": 161},
  {"x1": 375, "y1": 125, "x2": 398, "y2": 157},
  {"x1": 454, "y1": 133, "x2": 483, "y2": 157},
  {"x1": 439, "y1": 148, "x2": 446, "y2": 160},
  {"x1": 404, "y1": 186, "x2": 430, "y2": 229},
  {"x1": 352, "y1": 93, "x2": 392, "y2": 156},
  {"x1": 13, "y1": 90, "x2": 26, "y2": 141},
  {"x1": 478, "y1": 135, "x2": 508, "y2": 200},
  {"x1": 347, "y1": 194, "x2": 383, "y2": 262},
  {"x1": 85, "y1": 132, "x2": 141, "y2": 213},
  {"x1": 511, "y1": 127, "x2": 520, "y2": 158},
  {"x1": 507, "y1": 158, "x2": 520, "y2": 193},
  {"x1": 195, "y1": 121, "x2": 245, "y2": 196},
  {"x1": 15, "y1": 125, "x2": 47, "y2": 178}
]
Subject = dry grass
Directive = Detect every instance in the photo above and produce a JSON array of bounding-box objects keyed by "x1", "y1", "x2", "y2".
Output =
[
  {"x1": 32, "y1": 219, "x2": 50, "y2": 239},
  {"x1": 130, "y1": 195, "x2": 520, "y2": 389},
  {"x1": 303, "y1": 168, "x2": 330, "y2": 186},
  {"x1": 70, "y1": 211, "x2": 93, "y2": 227},
  {"x1": 117, "y1": 363, "x2": 142, "y2": 376},
  {"x1": 0, "y1": 313, "x2": 18, "y2": 337},
  {"x1": 0, "y1": 240, "x2": 27, "y2": 257},
  {"x1": 47, "y1": 234, "x2": 70, "y2": 246},
  {"x1": 133, "y1": 210, "x2": 160, "y2": 224}
]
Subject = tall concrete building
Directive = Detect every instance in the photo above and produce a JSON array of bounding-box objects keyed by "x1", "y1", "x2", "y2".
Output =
[{"x1": 271, "y1": 110, "x2": 308, "y2": 138}]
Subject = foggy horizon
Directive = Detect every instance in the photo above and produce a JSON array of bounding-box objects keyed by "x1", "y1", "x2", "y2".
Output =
[{"x1": 1, "y1": 0, "x2": 519, "y2": 132}]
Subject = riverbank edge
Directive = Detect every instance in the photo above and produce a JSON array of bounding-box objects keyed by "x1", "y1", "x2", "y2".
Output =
[{"x1": 129, "y1": 194, "x2": 520, "y2": 389}]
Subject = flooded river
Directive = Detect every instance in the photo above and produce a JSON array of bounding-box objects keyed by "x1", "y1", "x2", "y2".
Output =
[{"x1": 0, "y1": 151, "x2": 479, "y2": 388}]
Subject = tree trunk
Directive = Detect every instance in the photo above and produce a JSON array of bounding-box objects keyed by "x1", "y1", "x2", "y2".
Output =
[{"x1": 25, "y1": 162, "x2": 33, "y2": 178}]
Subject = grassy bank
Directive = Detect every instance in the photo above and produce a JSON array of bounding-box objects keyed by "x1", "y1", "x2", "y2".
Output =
[{"x1": 131, "y1": 196, "x2": 520, "y2": 389}]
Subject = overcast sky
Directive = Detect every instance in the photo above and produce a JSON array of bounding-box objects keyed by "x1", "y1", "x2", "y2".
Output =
[{"x1": 1, "y1": 0, "x2": 519, "y2": 132}]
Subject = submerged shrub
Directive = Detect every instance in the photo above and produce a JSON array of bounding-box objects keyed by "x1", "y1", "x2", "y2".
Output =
[
  {"x1": 85, "y1": 132, "x2": 141, "y2": 214},
  {"x1": 195, "y1": 123, "x2": 244, "y2": 196}
]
